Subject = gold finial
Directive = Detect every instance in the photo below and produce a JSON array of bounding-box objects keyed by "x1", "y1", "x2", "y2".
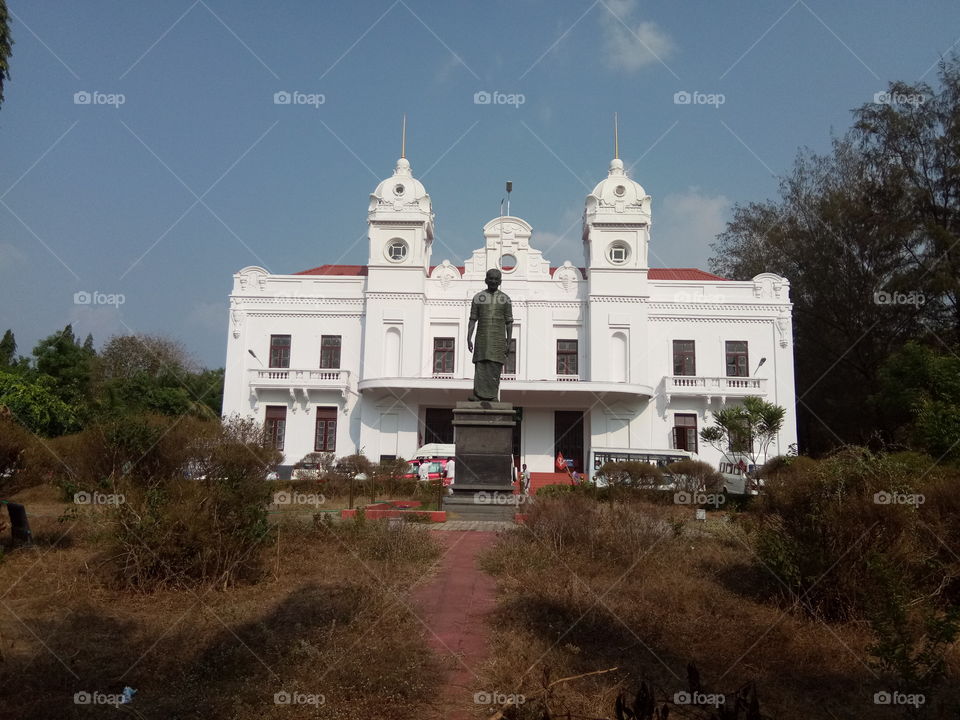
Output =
[
  {"x1": 614, "y1": 112, "x2": 619, "y2": 160},
  {"x1": 401, "y1": 114, "x2": 406, "y2": 159}
]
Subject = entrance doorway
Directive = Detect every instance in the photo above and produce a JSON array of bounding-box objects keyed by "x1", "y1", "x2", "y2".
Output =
[{"x1": 554, "y1": 410, "x2": 584, "y2": 472}]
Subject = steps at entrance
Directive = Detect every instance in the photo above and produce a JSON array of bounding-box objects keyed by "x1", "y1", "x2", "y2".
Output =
[{"x1": 529, "y1": 472, "x2": 575, "y2": 495}]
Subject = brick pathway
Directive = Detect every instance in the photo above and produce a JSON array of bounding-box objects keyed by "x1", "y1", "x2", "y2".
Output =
[{"x1": 412, "y1": 530, "x2": 499, "y2": 719}]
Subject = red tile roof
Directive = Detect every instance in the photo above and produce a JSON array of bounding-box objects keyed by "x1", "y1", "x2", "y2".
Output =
[
  {"x1": 648, "y1": 268, "x2": 727, "y2": 281},
  {"x1": 294, "y1": 264, "x2": 726, "y2": 280}
]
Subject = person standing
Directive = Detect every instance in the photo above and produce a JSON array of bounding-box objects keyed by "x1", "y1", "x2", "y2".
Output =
[
  {"x1": 418, "y1": 461, "x2": 430, "y2": 484},
  {"x1": 521, "y1": 463, "x2": 531, "y2": 495},
  {"x1": 445, "y1": 458, "x2": 455, "y2": 495}
]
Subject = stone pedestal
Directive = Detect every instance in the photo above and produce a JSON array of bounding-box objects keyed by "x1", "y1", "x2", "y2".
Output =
[{"x1": 446, "y1": 401, "x2": 517, "y2": 520}]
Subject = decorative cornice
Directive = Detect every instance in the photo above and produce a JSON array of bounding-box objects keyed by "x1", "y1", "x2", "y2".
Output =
[
  {"x1": 648, "y1": 302, "x2": 790, "y2": 312},
  {"x1": 230, "y1": 295, "x2": 364, "y2": 306},
  {"x1": 246, "y1": 312, "x2": 364, "y2": 319},
  {"x1": 589, "y1": 296, "x2": 647, "y2": 304},
  {"x1": 365, "y1": 292, "x2": 426, "y2": 300},
  {"x1": 649, "y1": 316, "x2": 773, "y2": 324}
]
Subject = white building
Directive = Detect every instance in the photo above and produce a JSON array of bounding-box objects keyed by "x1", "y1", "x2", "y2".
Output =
[{"x1": 222, "y1": 148, "x2": 797, "y2": 478}]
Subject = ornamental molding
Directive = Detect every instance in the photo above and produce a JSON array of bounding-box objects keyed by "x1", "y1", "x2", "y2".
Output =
[
  {"x1": 647, "y1": 302, "x2": 789, "y2": 312},
  {"x1": 365, "y1": 292, "x2": 426, "y2": 301},
  {"x1": 589, "y1": 296, "x2": 647, "y2": 304},
  {"x1": 246, "y1": 312, "x2": 364, "y2": 319},
  {"x1": 230, "y1": 295, "x2": 365, "y2": 307},
  {"x1": 649, "y1": 316, "x2": 773, "y2": 324},
  {"x1": 589, "y1": 222, "x2": 648, "y2": 229}
]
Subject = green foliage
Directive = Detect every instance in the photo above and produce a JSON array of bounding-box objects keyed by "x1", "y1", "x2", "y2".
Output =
[
  {"x1": 0, "y1": 0, "x2": 11, "y2": 109},
  {"x1": 0, "y1": 370, "x2": 80, "y2": 436},
  {"x1": 0, "y1": 329, "x2": 15, "y2": 367},
  {"x1": 32, "y1": 324, "x2": 94, "y2": 407},
  {"x1": 700, "y1": 396, "x2": 786, "y2": 468},
  {"x1": 710, "y1": 56, "x2": 960, "y2": 455},
  {"x1": 877, "y1": 341, "x2": 960, "y2": 461}
]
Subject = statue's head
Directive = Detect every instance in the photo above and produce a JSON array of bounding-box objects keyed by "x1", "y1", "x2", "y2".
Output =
[{"x1": 485, "y1": 268, "x2": 502, "y2": 291}]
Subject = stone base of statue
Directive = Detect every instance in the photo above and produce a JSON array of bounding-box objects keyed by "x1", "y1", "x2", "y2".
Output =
[{"x1": 445, "y1": 401, "x2": 518, "y2": 521}]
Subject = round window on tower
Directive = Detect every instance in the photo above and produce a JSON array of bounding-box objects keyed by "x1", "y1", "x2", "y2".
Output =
[
  {"x1": 607, "y1": 242, "x2": 630, "y2": 265},
  {"x1": 386, "y1": 239, "x2": 408, "y2": 262},
  {"x1": 500, "y1": 254, "x2": 517, "y2": 272},
  {"x1": 393, "y1": 183, "x2": 405, "y2": 197},
  {"x1": 614, "y1": 184, "x2": 626, "y2": 197}
]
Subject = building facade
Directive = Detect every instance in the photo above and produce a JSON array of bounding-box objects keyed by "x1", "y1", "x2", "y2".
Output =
[{"x1": 222, "y1": 150, "x2": 797, "y2": 475}]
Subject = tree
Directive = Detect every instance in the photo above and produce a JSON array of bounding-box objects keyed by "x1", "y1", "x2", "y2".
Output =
[
  {"x1": 700, "y1": 396, "x2": 786, "y2": 472},
  {"x1": 0, "y1": 329, "x2": 15, "y2": 367},
  {"x1": 32, "y1": 324, "x2": 94, "y2": 407},
  {"x1": 711, "y1": 57, "x2": 960, "y2": 454},
  {"x1": 0, "y1": 370, "x2": 80, "y2": 436},
  {"x1": 0, "y1": 0, "x2": 12, "y2": 111},
  {"x1": 876, "y1": 342, "x2": 960, "y2": 462}
]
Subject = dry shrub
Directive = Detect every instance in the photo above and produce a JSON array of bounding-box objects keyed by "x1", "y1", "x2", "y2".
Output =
[
  {"x1": 524, "y1": 495, "x2": 667, "y2": 561},
  {"x1": 667, "y1": 459, "x2": 724, "y2": 492},
  {"x1": 0, "y1": 415, "x2": 37, "y2": 496},
  {"x1": 110, "y1": 416, "x2": 281, "y2": 590},
  {"x1": 313, "y1": 512, "x2": 438, "y2": 565}
]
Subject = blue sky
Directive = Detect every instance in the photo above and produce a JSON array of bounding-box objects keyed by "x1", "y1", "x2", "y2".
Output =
[{"x1": 1, "y1": 0, "x2": 958, "y2": 367}]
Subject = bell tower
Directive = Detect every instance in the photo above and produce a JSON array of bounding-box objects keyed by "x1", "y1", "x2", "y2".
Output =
[{"x1": 367, "y1": 119, "x2": 434, "y2": 275}]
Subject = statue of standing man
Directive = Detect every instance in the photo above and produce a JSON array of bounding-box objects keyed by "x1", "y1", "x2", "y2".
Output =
[{"x1": 467, "y1": 268, "x2": 513, "y2": 401}]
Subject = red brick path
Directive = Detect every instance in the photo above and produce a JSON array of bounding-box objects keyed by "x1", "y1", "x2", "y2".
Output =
[{"x1": 412, "y1": 531, "x2": 499, "y2": 719}]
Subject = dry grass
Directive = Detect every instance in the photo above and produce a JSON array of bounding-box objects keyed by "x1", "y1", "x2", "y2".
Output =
[
  {"x1": 0, "y1": 485, "x2": 443, "y2": 719},
  {"x1": 478, "y1": 497, "x2": 960, "y2": 719}
]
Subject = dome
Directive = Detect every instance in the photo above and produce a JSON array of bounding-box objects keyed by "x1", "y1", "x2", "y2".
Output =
[
  {"x1": 369, "y1": 157, "x2": 431, "y2": 214},
  {"x1": 587, "y1": 158, "x2": 648, "y2": 208}
]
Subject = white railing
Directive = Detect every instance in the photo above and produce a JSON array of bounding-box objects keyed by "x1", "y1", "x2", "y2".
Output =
[
  {"x1": 250, "y1": 368, "x2": 350, "y2": 386},
  {"x1": 666, "y1": 375, "x2": 767, "y2": 398},
  {"x1": 556, "y1": 375, "x2": 580, "y2": 382}
]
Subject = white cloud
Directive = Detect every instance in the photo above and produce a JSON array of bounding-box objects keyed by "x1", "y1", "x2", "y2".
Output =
[
  {"x1": 652, "y1": 188, "x2": 730, "y2": 269},
  {"x1": 600, "y1": 0, "x2": 674, "y2": 72}
]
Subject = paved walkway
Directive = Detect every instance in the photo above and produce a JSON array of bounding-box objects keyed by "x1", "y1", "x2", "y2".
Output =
[
  {"x1": 412, "y1": 530, "x2": 499, "y2": 720},
  {"x1": 422, "y1": 520, "x2": 516, "y2": 532}
]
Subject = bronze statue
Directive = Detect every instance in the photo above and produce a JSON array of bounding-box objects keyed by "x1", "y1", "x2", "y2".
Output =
[{"x1": 467, "y1": 268, "x2": 513, "y2": 401}]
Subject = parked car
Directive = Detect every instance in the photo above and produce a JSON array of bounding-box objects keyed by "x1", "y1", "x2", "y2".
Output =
[{"x1": 404, "y1": 443, "x2": 456, "y2": 482}]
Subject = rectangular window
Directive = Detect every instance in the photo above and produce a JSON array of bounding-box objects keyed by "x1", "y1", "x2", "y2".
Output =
[
  {"x1": 265, "y1": 406, "x2": 287, "y2": 451},
  {"x1": 557, "y1": 339, "x2": 578, "y2": 375},
  {"x1": 504, "y1": 338, "x2": 517, "y2": 375},
  {"x1": 673, "y1": 413, "x2": 697, "y2": 454},
  {"x1": 319, "y1": 335, "x2": 341, "y2": 369},
  {"x1": 673, "y1": 340, "x2": 696, "y2": 376},
  {"x1": 269, "y1": 334, "x2": 291, "y2": 369},
  {"x1": 433, "y1": 337, "x2": 455, "y2": 375},
  {"x1": 314, "y1": 407, "x2": 337, "y2": 452},
  {"x1": 725, "y1": 341, "x2": 749, "y2": 377}
]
